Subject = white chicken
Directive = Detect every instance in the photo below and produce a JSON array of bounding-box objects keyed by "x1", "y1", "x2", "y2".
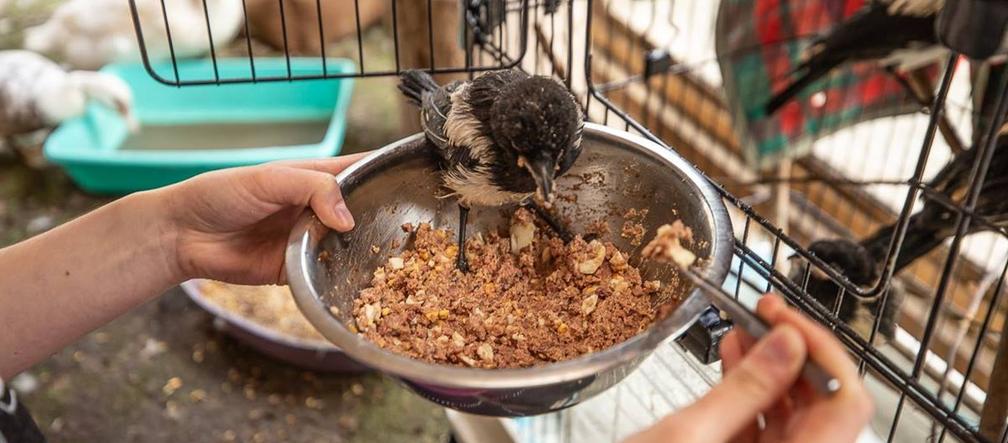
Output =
[
  {"x1": 24, "y1": 0, "x2": 243, "y2": 70},
  {"x1": 0, "y1": 51, "x2": 138, "y2": 164}
]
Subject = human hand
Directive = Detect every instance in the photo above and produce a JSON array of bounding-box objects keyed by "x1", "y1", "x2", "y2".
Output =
[
  {"x1": 625, "y1": 294, "x2": 873, "y2": 443},
  {"x1": 159, "y1": 153, "x2": 367, "y2": 285}
]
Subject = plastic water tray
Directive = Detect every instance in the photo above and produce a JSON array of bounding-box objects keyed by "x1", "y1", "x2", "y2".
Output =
[{"x1": 45, "y1": 58, "x2": 355, "y2": 194}]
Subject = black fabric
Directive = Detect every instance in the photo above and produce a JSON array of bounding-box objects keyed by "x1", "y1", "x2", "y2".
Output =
[{"x1": 0, "y1": 379, "x2": 46, "y2": 443}]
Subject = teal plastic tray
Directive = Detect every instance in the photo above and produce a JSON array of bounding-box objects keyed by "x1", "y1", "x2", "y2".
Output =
[{"x1": 45, "y1": 58, "x2": 355, "y2": 194}]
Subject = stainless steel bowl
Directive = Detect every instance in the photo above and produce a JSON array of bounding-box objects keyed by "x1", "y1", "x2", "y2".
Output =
[
  {"x1": 179, "y1": 279, "x2": 370, "y2": 373},
  {"x1": 285, "y1": 123, "x2": 733, "y2": 416}
]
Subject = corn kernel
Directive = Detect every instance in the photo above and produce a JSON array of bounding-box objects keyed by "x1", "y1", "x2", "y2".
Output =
[
  {"x1": 578, "y1": 240, "x2": 607, "y2": 275},
  {"x1": 581, "y1": 294, "x2": 599, "y2": 316},
  {"x1": 477, "y1": 343, "x2": 494, "y2": 361},
  {"x1": 388, "y1": 257, "x2": 404, "y2": 270},
  {"x1": 459, "y1": 355, "x2": 478, "y2": 367}
]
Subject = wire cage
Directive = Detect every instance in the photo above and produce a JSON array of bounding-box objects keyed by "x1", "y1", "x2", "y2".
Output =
[{"x1": 129, "y1": 1, "x2": 1008, "y2": 442}]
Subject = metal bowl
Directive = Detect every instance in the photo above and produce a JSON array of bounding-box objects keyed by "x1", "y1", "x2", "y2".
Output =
[
  {"x1": 285, "y1": 123, "x2": 733, "y2": 416},
  {"x1": 180, "y1": 279, "x2": 370, "y2": 373}
]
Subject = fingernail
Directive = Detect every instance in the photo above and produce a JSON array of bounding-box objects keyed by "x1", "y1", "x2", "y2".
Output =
[
  {"x1": 335, "y1": 204, "x2": 355, "y2": 230},
  {"x1": 754, "y1": 326, "x2": 801, "y2": 365}
]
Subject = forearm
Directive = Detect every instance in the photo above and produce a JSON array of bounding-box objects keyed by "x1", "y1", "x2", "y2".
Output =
[{"x1": 0, "y1": 189, "x2": 182, "y2": 378}]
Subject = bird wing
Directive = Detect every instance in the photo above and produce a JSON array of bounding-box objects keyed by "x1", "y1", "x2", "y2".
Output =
[
  {"x1": 814, "y1": 5, "x2": 938, "y2": 64},
  {"x1": 0, "y1": 51, "x2": 65, "y2": 136},
  {"x1": 927, "y1": 131, "x2": 1008, "y2": 198},
  {"x1": 966, "y1": 137, "x2": 1008, "y2": 223},
  {"x1": 764, "y1": 3, "x2": 939, "y2": 115},
  {"x1": 420, "y1": 80, "x2": 461, "y2": 150}
]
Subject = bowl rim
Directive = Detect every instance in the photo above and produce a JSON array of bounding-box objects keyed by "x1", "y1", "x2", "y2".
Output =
[{"x1": 285, "y1": 123, "x2": 734, "y2": 389}]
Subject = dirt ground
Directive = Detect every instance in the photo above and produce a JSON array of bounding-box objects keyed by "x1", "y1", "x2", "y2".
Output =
[
  {"x1": 1, "y1": 5, "x2": 451, "y2": 442},
  {"x1": 15, "y1": 287, "x2": 450, "y2": 443}
]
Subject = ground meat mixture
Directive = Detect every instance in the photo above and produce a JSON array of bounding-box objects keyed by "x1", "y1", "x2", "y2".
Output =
[
  {"x1": 620, "y1": 208, "x2": 649, "y2": 246},
  {"x1": 351, "y1": 208, "x2": 661, "y2": 368},
  {"x1": 641, "y1": 221, "x2": 696, "y2": 267},
  {"x1": 199, "y1": 281, "x2": 328, "y2": 343}
]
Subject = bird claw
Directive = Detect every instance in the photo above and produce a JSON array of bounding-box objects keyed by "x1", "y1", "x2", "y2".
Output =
[{"x1": 523, "y1": 200, "x2": 579, "y2": 244}]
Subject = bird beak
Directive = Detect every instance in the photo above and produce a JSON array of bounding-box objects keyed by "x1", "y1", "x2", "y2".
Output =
[{"x1": 526, "y1": 156, "x2": 557, "y2": 203}]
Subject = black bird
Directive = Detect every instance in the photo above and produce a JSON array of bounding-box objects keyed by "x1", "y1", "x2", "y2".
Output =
[
  {"x1": 792, "y1": 125, "x2": 1008, "y2": 344},
  {"x1": 763, "y1": 0, "x2": 945, "y2": 116},
  {"x1": 789, "y1": 238, "x2": 906, "y2": 344},
  {"x1": 398, "y1": 68, "x2": 584, "y2": 271},
  {"x1": 874, "y1": 128, "x2": 1008, "y2": 271}
]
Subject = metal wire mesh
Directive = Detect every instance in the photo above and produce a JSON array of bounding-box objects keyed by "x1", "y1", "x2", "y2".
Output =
[
  {"x1": 127, "y1": 0, "x2": 537, "y2": 85},
  {"x1": 578, "y1": 2, "x2": 1008, "y2": 442},
  {"x1": 129, "y1": 1, "x2": 1008, "y2": 442}
]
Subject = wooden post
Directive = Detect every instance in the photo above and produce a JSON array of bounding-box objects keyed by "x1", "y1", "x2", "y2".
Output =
[
  {"x1": 245, "y1": 0, "x2": 387, "y2": 55},
  {"x1": 394, "y1": 0, "x2": 467, "y2": 133}
]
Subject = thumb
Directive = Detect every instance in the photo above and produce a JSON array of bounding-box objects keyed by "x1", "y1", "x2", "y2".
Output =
[
  {"x1": 673, "y1": 325, "x2": 806, "y2": 442},
  {"x1": 249, "y1": 165, "x2": 356, "y2": 232}
]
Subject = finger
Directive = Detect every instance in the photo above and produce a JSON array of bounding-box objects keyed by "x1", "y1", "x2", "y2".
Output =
[
  {"x1": 722, "y1": 331, "x2": 765, "y2": 443},
  {"x1": 672, "y1": 324, "x2": 806, "y2": 443},
  {"x1": 721, "y1": 329, "x2": 762, "y2": 373},
  {"x1": 272, "y1": 152, "x2": 371, "y2": 175},
  {"x1": 757, "y1": 295, "x2": 861, "y2": 390},
  {"x1": 249, "y1": 166, "x2": 355, "y2": 232},
  {"x1": 783, "y1": 393, "x2": 873, "y2": 443},
  {"x1": 720, "y1": 330, "x2": 744, "y2": 373},
  {"x1": 782, "y1": 407, "x2": 870, "y2": 443},
  {"x1": 737, "y1": 326, "x2": 758, "y2": 353},
  {"x1": 759, "y1": 396, "x2": 794, "y2": 442},
  {"x1": 756, "y1": 295, "x2": 875, "y2": 443},
  {"x1": 728, "y1": 417, "x2": 760, "y2": 443},
  {"x1": 729, "y1": 424, "x2": 758, "y2": 443}
]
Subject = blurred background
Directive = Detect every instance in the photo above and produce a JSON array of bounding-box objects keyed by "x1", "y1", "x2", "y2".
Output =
[
  {"x1": 3, "y1": 0, "x2": 1008, "y2": 442},
  {"x1": 0, "y1": 1, "x2": 444, "y2": 442}
]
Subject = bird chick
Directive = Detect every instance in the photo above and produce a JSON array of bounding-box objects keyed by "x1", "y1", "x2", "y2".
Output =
[
  {"x1": 0, "y1": 51, "x2": 138, "y2": 163},
  {"x1": 788, "y1": 239, "x2": 904, "y2": 345},
  {"x1": 764, "y1": 0, "x2": 945, "y2": 116},
  {"x1": 398, "y1": 68, "x2": 583, "y2": 271},
  {"x1": 24, "y1": 0, "x2": 243, "y2": 70}
]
